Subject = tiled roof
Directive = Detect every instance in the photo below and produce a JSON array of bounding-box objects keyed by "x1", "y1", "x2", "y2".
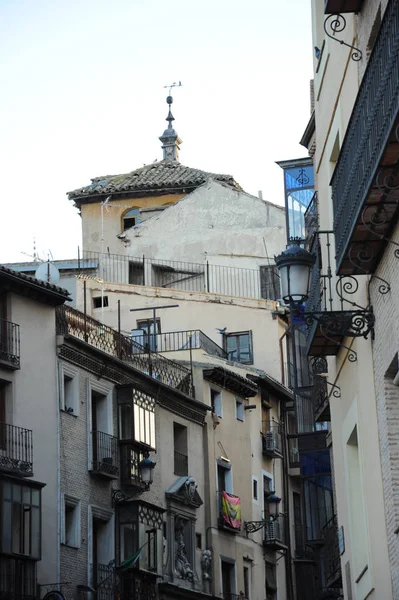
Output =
[
  {"x1": 0, "y1": 265, "x2": 71, "y2": 304},
  {"x1": 68, "y1": 160, "x2": 242, "y2": 204}
]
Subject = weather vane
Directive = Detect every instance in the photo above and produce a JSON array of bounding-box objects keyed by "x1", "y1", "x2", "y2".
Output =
[{"x1": 164, "y1": 81, "x2": 182, "y2": 95}]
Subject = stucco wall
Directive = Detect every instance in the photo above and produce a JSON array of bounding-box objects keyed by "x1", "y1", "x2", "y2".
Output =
[{"x1": 4, "y1": 294, "x2": 60, "y2": 589}]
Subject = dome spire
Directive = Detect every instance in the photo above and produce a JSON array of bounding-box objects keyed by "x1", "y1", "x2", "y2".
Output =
[{"x1": 159, "y1": 82, "x2": 183, "y2": 162}]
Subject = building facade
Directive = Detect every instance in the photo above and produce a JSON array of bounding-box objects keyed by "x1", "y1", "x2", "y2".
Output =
[{"x1": 288, "y1": 1, "x2": 399, "y2": 599}]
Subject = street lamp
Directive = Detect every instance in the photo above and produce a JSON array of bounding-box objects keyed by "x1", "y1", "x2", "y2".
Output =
[
  {"x1": 274, "y1": 239, "x2": 315, "y2": 308},
  {"x1": 266, "y1": 492, "x2": 282, "y2": 521},
  {"x1": 139, "y1": 453, "x2": 156, "y2": 488}
]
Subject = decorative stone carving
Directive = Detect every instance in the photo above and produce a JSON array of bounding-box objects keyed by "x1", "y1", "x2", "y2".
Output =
[
  {"x1": 201, "y1": 549, "x2": 212, "y2": 580},
  {"x1": 165, "y1": 476, "x2": 203, "y2": 508},
  {"x1": 174, "y1": 519, "x2": 194, "y2": 581}
]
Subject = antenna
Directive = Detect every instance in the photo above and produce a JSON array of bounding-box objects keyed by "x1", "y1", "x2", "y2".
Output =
[{"x1": 164, "y1": 81, "x2": 182, "y2": 95}]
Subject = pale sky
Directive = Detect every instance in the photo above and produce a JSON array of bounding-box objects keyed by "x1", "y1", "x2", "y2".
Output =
[{"x1": 0, "y1": 0, "x2": 313, "y2": 263}]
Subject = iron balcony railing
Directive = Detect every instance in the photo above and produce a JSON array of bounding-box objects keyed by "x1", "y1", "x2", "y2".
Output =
[
  {"x1": 118, "y1": 568, "x2": 158, "y2": 600},
  {"x1": 0, "y1": 422, "x2": 33, "y2": 477},
  {"x1": 0, "y1": 319, "x2": 20, "y2": 370},
  {"x1": 0, "y1": 556, "x2": 37, "y2": 600},
  {"x1": 145, "y1": 329, "x2": 227, "y2": 358},
  {"x1": 91, "y1": 563, "x2": 117, "y2": 600},
  {"x1": 173, "y1": 450, "x2": 188, "y2": 476},
  {"x1": 321, "y1": 515, "x2": 342, "y2": 587},
  {"x1": 56, "y1": 305, "x2": 193, "y2": 397},
  {"x1": 91, "y1": 431, "x2": 119, "y2": 478},
  {"x1": 79, "y1": 250, "x2": 279, "y2": 301},
  {"x1": 261, "y1": 421, "x2": 283, "y2": 457},
  {"x1": 263, "y1": 513, "x2": 286, "y2": 548},
  {"x1": 332, "y1": 0, "x2": 399, "y2": 272}
]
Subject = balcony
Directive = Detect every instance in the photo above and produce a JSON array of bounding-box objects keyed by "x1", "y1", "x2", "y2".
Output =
[
  {"x1": 263, "y1": 514, "x2": 287, "y2": 551},
  {"x1": 119, "y1": 443, "x2": 148, "y2": 490},
  {"x1": 321, "y1": 516, "x2": 342, "y2": 588},
  {"x1": 0, "y1": 422, "x2": 33, "y2": 477},
  {"x1": 262, "y1": 422, "x2": 283, "y2": 458},
  {"x1": 91, "y1": 563, "x2": 117, "y2": 600},
  {"x1": 91, "y1": 431, "x2": 119, "y2": 479},
  {"x1": 118, "y1": 568, "x2": 158, "y2": 600},
  {"x1": 305, "y1": 233, "x2": 374, "y2": 357},
  {"x1": 148, "y1": 329, "x2": 227, "y2": 359},
  {"x1": 312, "y1": 376, "x2": 331, "y2": 423},
  {"x1": 173, "y1": 450, "x2": 188, "y2": 476},
  {"x1": 0, "y1": 319, "x2": 20, "y2": 370},
  {"x1": 0, "y1": 556, "x2": 37, "y2": 600},
  {"x1": 218, "y1": 491, "x2": 242, "y2": 533},
  {"x1": 324, "y1": 0, "x2": 364, "y2": 12},
  {"x1": 56, "y1": 305, "x2": 193, "y2": 397},
  {"x1": 332, "y1": 0, "x2": 399, "y2": 275}
]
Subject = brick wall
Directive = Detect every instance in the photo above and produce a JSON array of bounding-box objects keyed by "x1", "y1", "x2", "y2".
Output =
[{"x1": 370, "y1": 221, "x2": 399, "y2": 597}]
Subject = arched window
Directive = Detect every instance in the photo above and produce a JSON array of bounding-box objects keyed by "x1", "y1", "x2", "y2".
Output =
[{"x1": 122, "y1": 208, "x2": 141, "y2": 231}]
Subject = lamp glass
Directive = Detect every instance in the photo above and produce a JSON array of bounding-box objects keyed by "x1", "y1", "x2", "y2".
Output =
[
  {"x1": 139, "y1": 456, "x2": 155, "y2": 485},
  {"x1": 288, "y1": 263, "x2": 312, "y2": 304}
]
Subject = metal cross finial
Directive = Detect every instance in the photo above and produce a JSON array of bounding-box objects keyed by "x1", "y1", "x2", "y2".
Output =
[{"x1": 164, "y1": 81, "x2": 182, "y2": 96}]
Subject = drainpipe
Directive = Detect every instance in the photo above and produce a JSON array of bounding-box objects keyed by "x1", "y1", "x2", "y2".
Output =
[{"x1": 281, "y1": 401, "x2": 295, "y2": 600}]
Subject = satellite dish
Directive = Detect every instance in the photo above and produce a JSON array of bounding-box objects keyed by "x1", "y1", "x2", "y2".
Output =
[{"x1": 35, "y1": 261, "x2": 61, "y2": 285}]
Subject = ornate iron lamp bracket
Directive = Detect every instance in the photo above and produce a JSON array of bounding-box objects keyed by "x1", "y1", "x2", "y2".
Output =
[
  {"x1": 324, "y1": 14, "x2": 362, "y2": 61},
  {"x1": 112, "y1": 488, "x2": 145, "y2": 507},
  {"x1": 244, "y1": 520, "x2": 268, "y2": 534}
]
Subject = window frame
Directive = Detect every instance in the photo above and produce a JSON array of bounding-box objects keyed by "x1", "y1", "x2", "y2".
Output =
[
  {"x1": 235, "y1": 398, "x2": 244, "y2": 421},
  {"x1": 59, "y1": 362, "x2": 80, "y2": 415},
  {"x1": 61, "y1": 494, "x2": 81, "y2": 548},
  {"x1": 224, "y1": 331, "x2": 253, "y2": 365},
  {"x1": 1, "y1": 479, "x2": 42, "y2": 559},
  {"x1": 210, "y1": 388, "x2": 222, "y2": 418},
  {"x1": 122, "y1": 208, "x2": 142, "y2": 231}
]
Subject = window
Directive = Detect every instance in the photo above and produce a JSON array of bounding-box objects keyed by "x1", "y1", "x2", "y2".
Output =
[
  {"x1": 217, "y1": 462, "x2": 232, "y2": 494},
  {"x1": 136, "y1": 319, "x2": 161, "y2": 352},
  {"x1": 90, "y1": 508, "x2": 114, "y2": 589},
  {"x1": 236, "y1": 398, "x2": 244, "y2": 421},
  {"x1": 60, "y1": 363, "x2": 79, "y2": 415},
  {"x1": 93, "y1": 296, "x2": 108, "y2": 309},
  {"x1": 260, "y1": 266, "x2": 280, "y2": 300},
  {"x1": 211, "y1": 388, "x2": 222, "y2": 417},
  {"x1": 221, "y1": 560, "x2": 236, "y2": 598},
  {"x1": 263, "y1": 476, "x2": 272, "y2": 522},
  {"x1": 196, "y1": 533, "x2": 202, "y2": 549},
  {"x1": 173, "y1": 422, "x2": 188, "y2": 476},
  {"x1": 118, "y1": 388, "x2": 156, "y2": 449},
  {"x1": 253, "y1": 478, "x2": 258, "y2": 501},
  {"x1": 293, "y1": 492, "x2": 304, "y2": 555},
  {"x1": 224, "y1": 331, "x2": 253, "y2": 364},
  {"x1": 243, "y1": 566, "x2": 250, "y2": 599},
  {"x1": 1, "y1": 480, "x2": 42, "y2": 558},
  {"x1": 129, "y1": 261, "x2": 144, "y2": 285},
  {"x1": 62, "y1": 495, "x2": 81, "y2": 548},
  {"x1": 265, "y1": 562, "x2": 277, "y2": 600},
  {"x1": 122, "y1": 208, "x2": 142, "y2": 231}
]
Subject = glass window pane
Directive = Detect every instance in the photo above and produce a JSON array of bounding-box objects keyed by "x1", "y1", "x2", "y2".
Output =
[
  {"x1": 3, "y1": 482, "x2": 11, "y2": 500},
  {"x1": 2, "y1": 500, "x2": 11, "y2": 552},
  {"x1": 23, "y1": 487, "x2": 31, "y2": 505},
  {"x1": 226, "y1": 336, "x2": 238, "y2": 360},
  {"x1": 119, "y1": 404, "x2": 132, "y2": 440},
  {"x1": 31, "y1": 507, "x2": 40, "y2": 558},
  {"x1": 12, "y1": 483, "x2": 22, "y2": 502},
  {"x1": 12, "y1": 503, "x2": 21, "y2": 553},
  {"x1": 23, "y1": 506, "x2": 31, "y2": 555},
  {"x1": 31, "y1": 489, "x2": 40, "y2": 507}
]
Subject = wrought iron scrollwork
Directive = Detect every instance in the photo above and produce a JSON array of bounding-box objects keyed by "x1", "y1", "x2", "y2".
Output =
[
  {"x1": 348, "y1": 242, "x2": 392, "y2": 294},
  {"x1": 244, "y1": 520, "x2": 268, "y2": 534},
  {"x1": 309, "y1": 356, "x2": 328, "y2": 376},
  {"x1": 324, "y1": 14, "x2": 362, "y2": 61}
]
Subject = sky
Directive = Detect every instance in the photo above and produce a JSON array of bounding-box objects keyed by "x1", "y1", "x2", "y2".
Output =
[{"x1": 0, "y1": 0, "x2": 313, "y2": 263}]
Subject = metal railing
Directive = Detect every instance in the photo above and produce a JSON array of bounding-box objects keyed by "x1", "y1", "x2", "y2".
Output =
[
  {"x1": 174, "y1": 450, "x2": 188, "y2": 476},
  {"x1": 119, "y1": 568, "x2": 158, "y2": 600},
  {"x1": 261, "y1": 421, "x2": 282, "y2": 456},
  {"x1": 0, "y1": 556, "x2": 37, "y2": 600},
  {"x1": 0, "y1": 422, "x2": 33, "y2": 477},
  {"x1": 79, "y1": 250, "x2": 279, "y2": 300},
  {"x1": 146, "y1": 329, "x2": 227, "y2": 358},
  {"x1": 91, "y1": 563, "x2": 117, "y2": 600},
  {"x1": 332, "y1": 0, "x2": 399, "y2": 270},
  {"x1": 263, "y1": 513, "x2": 286, "y2": 546},
  {"x1": 56, "y1": 305, "x2": 193, "y2": 396},
  {"x1": 321, "y1": 515, "x2": 342, "y2": 586},
  {"x1": 0, "y1": 319, "x2": 20, "y2": 369},
  {"x1": 92, "y1": 431, "x2": 119, "y2": 477}
]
